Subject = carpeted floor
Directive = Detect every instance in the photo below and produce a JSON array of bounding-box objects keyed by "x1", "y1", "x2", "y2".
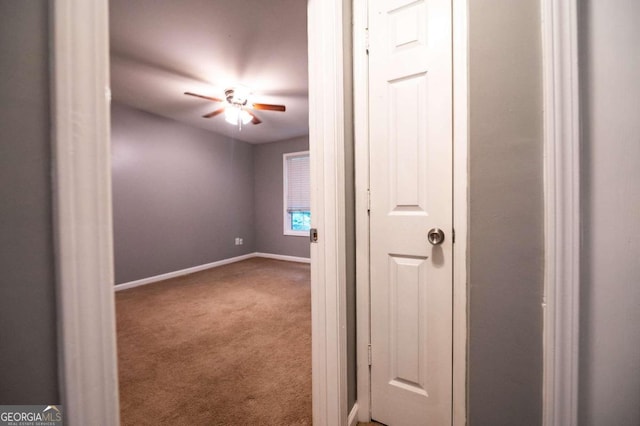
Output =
[{"x1": 116, "y1": 258, "x2": 312, "y2": 425}]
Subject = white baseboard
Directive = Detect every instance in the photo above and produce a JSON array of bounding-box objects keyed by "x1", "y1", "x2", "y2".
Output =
[
  {"x1": 348, "y1": 402, "x2": 359, "y2": 426},
  {"x1": 254, "y1": 252, "x2": 311, "y2": 264},
  {"x1": 114, "y1": 253, "x2": 255, "y2": 291},
  {"x1": 114, "y1": 252, "x2": 311, "y2": 291}
]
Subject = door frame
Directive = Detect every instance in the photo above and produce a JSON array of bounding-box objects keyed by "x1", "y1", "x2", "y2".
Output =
[
  {"x1": 51, "y1": 0, "x2": 351, "y2": 424},
  {"x1": 307, "y1": 0, "x2": 350, "y2": 424},
  {"x1": 51, "y1": 1, "x2": 119, "y2": 424},
  {"x1": 353, "y1": 0, "x2": 469, "y2": 424},
  {"x1": 540, "y1": 0, "x2": 581, "y2": 425}
]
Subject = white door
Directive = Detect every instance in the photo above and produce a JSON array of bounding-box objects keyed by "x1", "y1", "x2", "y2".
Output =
[{"x1": 368, "y1": 0, "x2": 453, "y2": 424}]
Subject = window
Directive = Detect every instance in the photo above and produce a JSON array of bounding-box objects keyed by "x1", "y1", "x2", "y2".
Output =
[{"x1": 283, "y1": 151, "x2": 310, "y2": 236}]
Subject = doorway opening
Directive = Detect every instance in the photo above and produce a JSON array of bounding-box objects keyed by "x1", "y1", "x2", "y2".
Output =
[{"x1": 109, "y1": 0, "x2": 314, "y2": 424}]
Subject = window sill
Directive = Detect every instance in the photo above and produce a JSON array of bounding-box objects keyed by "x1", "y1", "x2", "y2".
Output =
[{"x1": 284, "y1": 230, "x2": 310, "y2": 237}]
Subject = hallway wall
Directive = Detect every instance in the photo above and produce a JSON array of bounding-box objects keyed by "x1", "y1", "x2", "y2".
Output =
[
  {"x1": 579, "y1": 1, "x2": 640, "y2": 424},
  {"x1": 468, "y1": 0, "x2": 544, "y2": 424},
  {"x1": 0, "y1": 0, "x2": 59, "y2": 404}
]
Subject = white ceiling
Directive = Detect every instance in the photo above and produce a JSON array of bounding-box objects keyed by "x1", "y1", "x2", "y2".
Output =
[{"x1": 109, "y1": 0, "x2": 309, "y2": 144}]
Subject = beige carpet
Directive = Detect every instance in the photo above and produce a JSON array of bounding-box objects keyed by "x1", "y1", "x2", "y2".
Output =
[{"x1": 116, "y1": 258, "x2": 311, "y2": 425}]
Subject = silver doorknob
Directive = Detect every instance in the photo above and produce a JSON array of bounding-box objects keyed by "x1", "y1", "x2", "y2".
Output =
[{"x1": 427, "y1": 228, "x2": 445, "y2": 245}]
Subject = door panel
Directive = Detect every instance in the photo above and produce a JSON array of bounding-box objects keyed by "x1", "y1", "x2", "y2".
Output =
[
  {"x1": 388, "y1": 73, "x2": 428, "y2": 212},
  {"x1": 388, "y1": 254, "x2": 429, "y2": 394},
  {"x1": 369, "y1": 0, "x2": 453, "y2": 424}
]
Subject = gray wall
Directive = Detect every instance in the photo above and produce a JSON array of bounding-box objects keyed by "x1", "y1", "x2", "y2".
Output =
[
  {"x1": 0, "y1": 1, "x2": 59, "y2": 404},
  {"x1": 111, "y1": 102, "x2": 255, "y2": 284},
  {"x1": 468, "y1": 1, "x2": 544, "y2": 425},
  {"x1": 253, "y1": 136, "x2": 310, "y2": 258},
  {"x1": 579, "y1": 1, "x2": 640, "y2": 424}
]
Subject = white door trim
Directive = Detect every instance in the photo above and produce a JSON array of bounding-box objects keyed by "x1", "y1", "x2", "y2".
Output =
[
  {"x1": 353, "y1": 0, "x2": 468, "y2": 423},
  {"x1": 308, "y1": 0, "x2": 349, "y2": 424},
  {"x1": 451, "y1": 1, "x2": 469, "y2": 424},
  {"x1": 52, "y1": 0, "x2": 349, "y2": 424},
  {"x1": 353, "y1": 0, "x2": 371, "y2": 421},
  {"x1": 541, "y1": 1, "x2": 581, "y2": 425},
  {"x1": 51, "y1": 1, "x2": 120, "y2": 424}
]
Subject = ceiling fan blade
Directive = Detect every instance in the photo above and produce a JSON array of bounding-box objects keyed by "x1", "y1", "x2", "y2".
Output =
[
  {"x1": 247, "y1": 110, "x2": 262, "y2": 125},
  {"x1": 185, "y1": 92, "x2": 223, "y2": 103},
  {"x1": 202, "y1": 107, "x2": 225, "y2": 118},
  {"x1": 252, "y1": 103, "x2": 286, "y2": 112}
]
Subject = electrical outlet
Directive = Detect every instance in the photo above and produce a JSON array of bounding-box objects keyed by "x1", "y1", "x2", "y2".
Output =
[
  {"x1": 239, "y1": 238, "x2": 243, "y2": 245},
  {"x1": 234, "y1": 238, "x2": 240, "y2": 245}
]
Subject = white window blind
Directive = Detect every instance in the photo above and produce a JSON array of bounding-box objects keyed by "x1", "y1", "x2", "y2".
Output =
[{"x1": 285, "y1": 153, "x2": 310, "y2": 212}]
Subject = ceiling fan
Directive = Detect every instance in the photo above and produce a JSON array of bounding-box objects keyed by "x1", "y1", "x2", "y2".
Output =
[{"x1": 184, "y1": 87, "x2": 286, "y2": 128}]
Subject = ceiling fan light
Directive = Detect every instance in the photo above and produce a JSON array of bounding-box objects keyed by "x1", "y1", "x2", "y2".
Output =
[
  {"x1": 224, "y1": 107, "x2": 252, "y2": 125},
  {"x1": 240, "y1": 109, "x2": 252, "y2": 125}
]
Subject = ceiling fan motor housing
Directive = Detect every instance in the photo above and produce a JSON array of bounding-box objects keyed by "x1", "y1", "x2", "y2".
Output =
[{"x1": 225, "y1": 88, "x2": 248, "y2": 106}]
